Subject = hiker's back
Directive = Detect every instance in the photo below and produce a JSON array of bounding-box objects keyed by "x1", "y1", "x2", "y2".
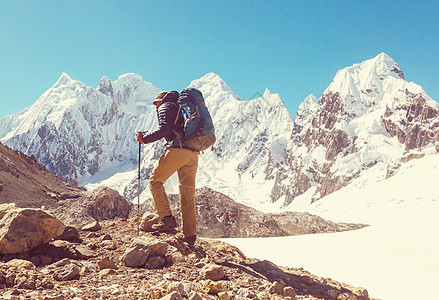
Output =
[{"x1": 177, "y1": 88, "x2": 216, "y2": 151}]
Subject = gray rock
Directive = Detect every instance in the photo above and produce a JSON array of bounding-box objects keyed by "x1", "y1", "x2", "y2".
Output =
[
  {"x1": 53, "y1": 264, "x2": 80, "y2": 281},
  {"x1": 122, "y1": 236, "x2": 168, "y2": 267}
]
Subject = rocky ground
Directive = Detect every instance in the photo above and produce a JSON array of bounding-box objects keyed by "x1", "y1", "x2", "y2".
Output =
[
  {"x1": 0, "y1": 217, "x2": 374, "y2": 300},
  {"x1": 131, "y1": 187, "x2": 367, "y2": 239}
]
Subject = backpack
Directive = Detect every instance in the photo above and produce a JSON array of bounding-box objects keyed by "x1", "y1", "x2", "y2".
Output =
[{"x1": 172, "y1": 88, "x2": 216, "y2": 151}]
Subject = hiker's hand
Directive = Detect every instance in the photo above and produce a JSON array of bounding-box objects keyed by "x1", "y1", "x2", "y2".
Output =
[{"x1": 136, "y1": 132, "x2": 144, "y2": 144}]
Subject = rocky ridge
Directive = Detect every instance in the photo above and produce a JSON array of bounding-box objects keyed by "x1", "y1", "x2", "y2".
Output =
[
  {"x1": 0, "y1": 207, "x2": 374, "y2": 300},
  {"x1": 132, "y1": 187, "x2": 366, "y2": 238}
]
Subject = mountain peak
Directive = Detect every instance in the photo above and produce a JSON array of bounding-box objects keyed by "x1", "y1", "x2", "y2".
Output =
[
  {"x1": 366, "y1": 52, "x2": 405, "y2": 79},
  {"x1": 115, "y1": 73, "x2": 145, "y2": 84},
  {"x1": 326, "y1": 53, "x2": 405, "y2": 97},
  {"x1": 54, "y1": 73, "x2": 73, "y2": 86},
  {"x1": 199, "y1": 72, "x2": 224, "y2": 82},
  {"x1": 97, "y1": 76, "x2": 114, "y2": 97},
  {"x1": 189, "y1": 73, "x2": 236, "y2": 97}
]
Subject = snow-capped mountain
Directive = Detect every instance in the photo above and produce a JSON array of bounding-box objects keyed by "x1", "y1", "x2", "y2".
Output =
[
  {"x1": 0, "y1": 72, "x2": 294, "y2": 207},
  {"x1": 0, "y1": 73, "x2": 163, "y2": 186},
  {"x1": 0, "y1": 53, "x2": 437, "y2": 209},
  {"x1": 272, "y1": 52, "x2": 439, "y2": 206},
  {"x1": 124, "y1": 73, "x2": 294, "y2": 207}
]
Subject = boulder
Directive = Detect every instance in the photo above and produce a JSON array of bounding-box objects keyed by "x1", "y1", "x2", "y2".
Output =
[
  {"x1": 122, "y1": 236, "x2": 168, "y2": 267},
  {"x1": 53, "y1": 264, "x2": 80, "y2": 281},
  {"x1": 74, "y1": 245, "x2": 96, "y2": 259},
  {"x1": 201, "y1": 263, "x2": 225, "y2": 281},
  {"x1": 5, "y1": 259, "x2": 36, "y2": 270},
  {"x1": 283, "y1": 286, "x2": 296, "y2": 298},
  {"x1": 268, "y1": 281, "x2": 283, "y2": 295},
  {"x1": 81, "y1": 221, "x2": 101, "y2": 232},
  {"x1": 167, "y1": 281, "x2": 184, "y2": 296},
  {"x1": 140, "y1": 213, "x2": 159, "y2": 232},
  {"x1": 0, "y1": 208, "x2": 65, "y2": 254},
  {"x1": 88, "y1": 186, "x2": 131, "y2": 220},
  {"x1": 97, "y1": 258, "x2": 117, "y2": 270}
]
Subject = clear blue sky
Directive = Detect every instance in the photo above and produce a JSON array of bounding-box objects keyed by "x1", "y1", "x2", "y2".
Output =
[{"x1": 1, "y1": 0, "x2": 438, "y2": 119}]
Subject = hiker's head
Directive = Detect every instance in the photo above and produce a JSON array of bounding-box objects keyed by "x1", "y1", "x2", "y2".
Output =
[{"x1": 153, "y1": 91, "x2": 168, "y2": 109}]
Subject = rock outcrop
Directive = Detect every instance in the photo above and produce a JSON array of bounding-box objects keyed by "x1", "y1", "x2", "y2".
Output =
[
  {"x1": 383, "y1": 89, "x2": 439, "y2": 151},
  {"x1": 0, "y1": 205, "x2": 65, "y2": 254},
  {"x1": 272, "y1": 53, "x2": 439, "y2": 206},
  {"x1": 132, "y1": 187, "x2": 366, "y2": 238},
  {"x1": 87, "y1": 186, "x2": 131, "y2": 221}
]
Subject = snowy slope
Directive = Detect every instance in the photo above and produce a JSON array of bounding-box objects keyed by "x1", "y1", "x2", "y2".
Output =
[
  {"x1": 271, "y1": 52, "x2": 439, "y2": 206},
  {"x1": 224, "y1": 151, "x2": 439, "y2": 300}
]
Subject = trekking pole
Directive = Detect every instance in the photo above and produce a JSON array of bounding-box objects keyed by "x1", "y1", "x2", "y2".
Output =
[{"x1": 137, "y1": 141, "x2": 141, "y2": 234}]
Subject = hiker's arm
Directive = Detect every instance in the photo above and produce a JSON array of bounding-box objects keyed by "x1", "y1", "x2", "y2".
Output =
[{"x1": 141, "y1": 104, "x2": 176, "y2": 144}]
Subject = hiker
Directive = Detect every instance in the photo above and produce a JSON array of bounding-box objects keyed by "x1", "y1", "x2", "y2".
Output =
[{"x1": 136, "y1": 91, "x2": 199, "y2": 245}]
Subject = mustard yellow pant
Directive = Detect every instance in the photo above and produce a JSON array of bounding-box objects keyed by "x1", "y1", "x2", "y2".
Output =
[{"x1": 148, "y1": 148, "x2": 199, "y2": 237}]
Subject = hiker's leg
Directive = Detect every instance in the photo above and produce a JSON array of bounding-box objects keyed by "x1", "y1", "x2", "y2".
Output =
[
  {"x1": 177, "y1": 150, "x2": 199, "y2": 237},
  {"x1": 149, "y1": 148, "x2": 185, "y2": 219}
]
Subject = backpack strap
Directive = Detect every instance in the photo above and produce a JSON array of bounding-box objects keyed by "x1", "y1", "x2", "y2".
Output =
[{"x1": 167, "y1": 102, "x2": 181, "y2": 126}]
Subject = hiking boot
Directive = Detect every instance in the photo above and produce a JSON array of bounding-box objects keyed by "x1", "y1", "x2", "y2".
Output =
[
  {"x1": 151, "y1": 215, "x2": 177, "y2": 232},
  {"x1": 175, "y1": 232, "x2": 196, "y2": 245}
]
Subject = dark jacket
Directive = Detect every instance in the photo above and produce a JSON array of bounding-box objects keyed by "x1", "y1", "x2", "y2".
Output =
[{"x1": 142, "y1": 91, "x2": 193, "y2": 150}]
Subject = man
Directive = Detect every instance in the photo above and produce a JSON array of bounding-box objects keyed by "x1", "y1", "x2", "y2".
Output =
[{"x1": 136, "y1": 91, "x2": 199, "y2": 245}]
